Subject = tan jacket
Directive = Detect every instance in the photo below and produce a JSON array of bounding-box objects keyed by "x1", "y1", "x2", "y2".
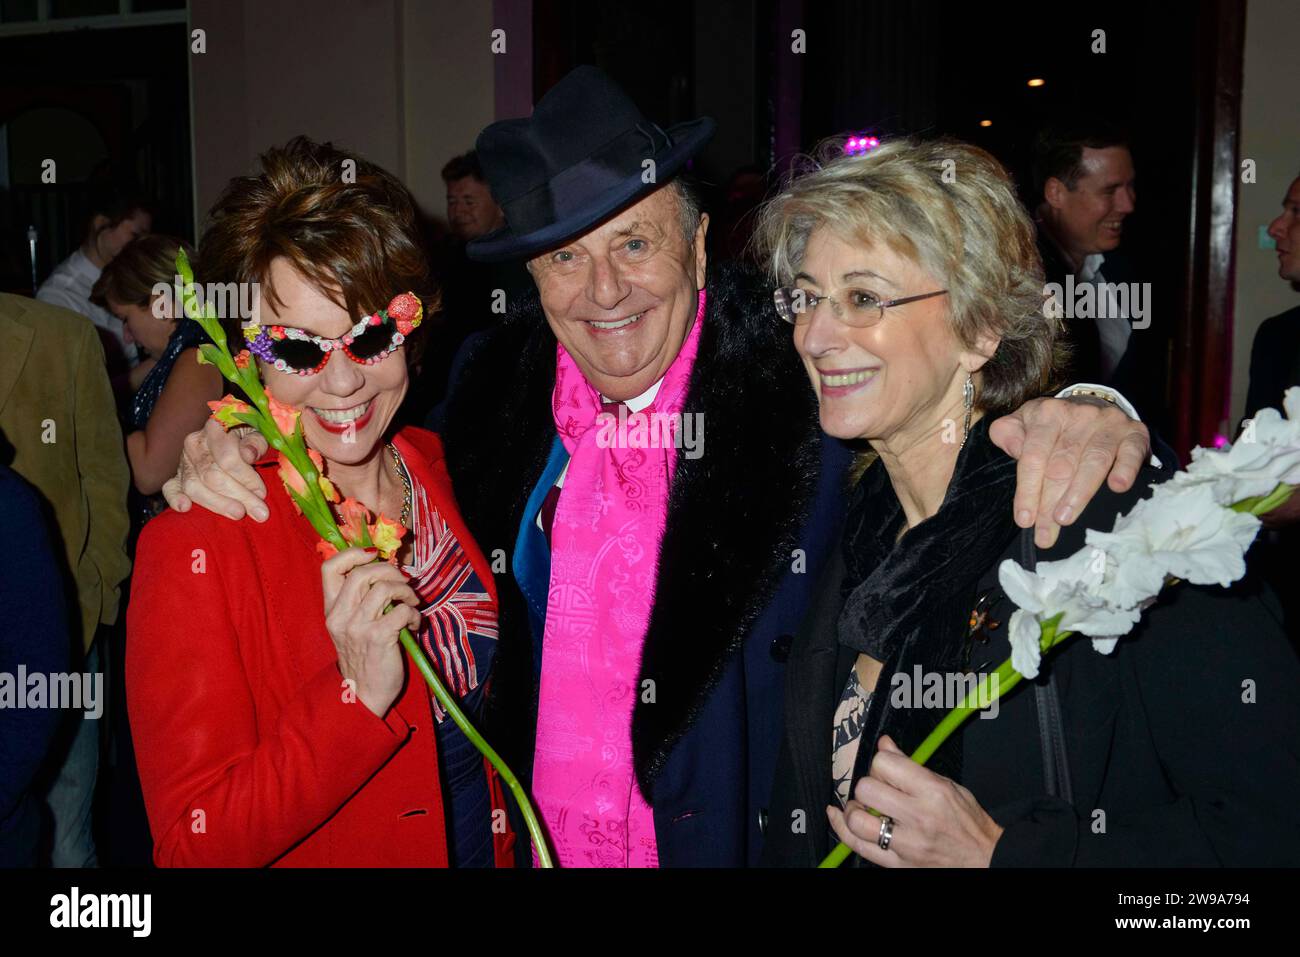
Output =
[{"x1": 0, "y1": 293, "x2": 131, "y2": 651}]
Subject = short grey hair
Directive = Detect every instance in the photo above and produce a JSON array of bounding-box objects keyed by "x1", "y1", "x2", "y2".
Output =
[
  {"x1": 669, "y1": 176, "x2": 702, "y2": 245},
  {"x1": 755, "y1": 136, "x2": 1066, "y2": 415}
]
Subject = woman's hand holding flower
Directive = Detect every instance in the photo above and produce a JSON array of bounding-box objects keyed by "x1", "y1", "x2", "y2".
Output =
[
  {"x1": 827, "y1": 735, "x2": 1004, "y2": 868},
  {"x1": 320, "y1": 547, "x2": 421, "y2": 718}
]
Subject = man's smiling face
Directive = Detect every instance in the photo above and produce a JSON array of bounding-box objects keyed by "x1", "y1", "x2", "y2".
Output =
[
  {"x1": 1046, "y1": 145, "x2": 1136, "y2": 264},
  {"x1": 527, "y1": 185, "x2": 708, "y2": 402}
]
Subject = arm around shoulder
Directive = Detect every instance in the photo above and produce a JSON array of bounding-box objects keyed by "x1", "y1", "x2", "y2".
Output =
[{"x1": 127, "y1": 348, "x2": 223, "y2": 495}]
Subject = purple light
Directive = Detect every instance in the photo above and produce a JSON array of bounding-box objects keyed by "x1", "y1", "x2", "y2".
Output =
[
  {"x1": 1213, "y1": 434, "x2": 1230, "y2": 449},
  {"x1": 843, "y1": 133, "x2": 881, "y2": 155}
]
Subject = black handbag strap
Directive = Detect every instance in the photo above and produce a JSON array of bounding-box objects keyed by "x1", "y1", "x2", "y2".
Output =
[{"x1": 1019, "y1": 529, "x2": 1075, "y2": 804}]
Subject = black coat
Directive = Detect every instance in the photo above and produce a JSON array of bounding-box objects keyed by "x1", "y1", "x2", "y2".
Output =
[
  {"x1": 1244, "y1": 303, "x2": 1300, "y2": 423},
  {"x1": 441, "y1": 262, "x2": 852, "y2": 866},
  {"x1": 765, "y1": 423, "x2": 1300, "y2": 867},
  {"x1": 1241, "y1": 304, "x2": 1300, "y2": 648}
]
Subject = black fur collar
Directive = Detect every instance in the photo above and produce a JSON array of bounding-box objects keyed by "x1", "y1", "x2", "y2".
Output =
[
  {"x1": 631, "y1": 263, "x2": 822, "y2": 797},
  {"x1": 442, "y1": 262, "x2": 824, "y2": 801}
]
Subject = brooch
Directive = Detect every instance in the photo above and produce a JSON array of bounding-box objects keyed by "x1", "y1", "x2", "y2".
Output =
[{"x1": 967, "y1": 591, "x2": 1003, "y2": 644}]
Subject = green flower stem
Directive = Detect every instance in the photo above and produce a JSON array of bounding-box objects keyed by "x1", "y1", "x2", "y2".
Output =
[
  {"x1": 398, "y1": 627, "x2": 554, "y2": 867},
  {"x1": 1232, "y1": 482, "x2": 1295, "y2": 516},
  {"x1": 819, "y1": 615, "x2": 1071, "y2": 869},
  {"x1": 175, "y1": 248, "x2": 554, "y2": 867}
]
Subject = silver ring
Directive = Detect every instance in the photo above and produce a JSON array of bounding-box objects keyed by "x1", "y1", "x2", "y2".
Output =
[{"x1": 877, "y1": 815, "x2": 894, "y2": 851}]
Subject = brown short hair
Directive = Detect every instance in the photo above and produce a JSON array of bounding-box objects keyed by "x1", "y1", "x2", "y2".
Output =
[
  {"x1": 81, "y1": 178, "x2": 154, "y2": 244},
  {"x1": 1031, "y1": 120, "x2": 1130, "y2": 200},
  {"x1": 441, "y1": 150, "x2": 485, "y2": 185},
  {"x1": 91, "y1": 233, "x2": 195, "y2": 309},
  {"x1": 199, "y1": 135, "x2": 437, "y2": 365}
]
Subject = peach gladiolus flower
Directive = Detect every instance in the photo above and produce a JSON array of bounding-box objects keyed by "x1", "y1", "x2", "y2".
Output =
[
  {"x1": 336, "y1": 497, "x2": 372, "y2": 545},
  {"x1": 264, "y1": 389, "x2": 301, "y2": 436},
  {"x1": 207, "y1": 394, "x2": 253, "y2": 430},
  {"x1": 370, "y1": 515, "x2": 407, "y2": 561}
]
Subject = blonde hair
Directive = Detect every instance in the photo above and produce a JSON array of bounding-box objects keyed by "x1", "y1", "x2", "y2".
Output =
[{"x1": 754, "y1": 136, "x2": 1065, "y2": 415}]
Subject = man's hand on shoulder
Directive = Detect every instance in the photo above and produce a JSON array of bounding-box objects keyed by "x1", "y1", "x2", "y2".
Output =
[
  {"x1": 990, "y1": 393, "x2": 1150, "y2": 548},
  {"x1": 161, "y1": 420, "x2": 271, "y2": 521}
]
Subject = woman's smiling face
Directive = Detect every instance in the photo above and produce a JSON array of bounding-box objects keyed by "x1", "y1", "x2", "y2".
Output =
[
  {"x1": 256, "y1": 258, "x2": 409, "y2": 467},
  {"x1": 792, "y1": 228, "x2": 972, "y2": 446}
]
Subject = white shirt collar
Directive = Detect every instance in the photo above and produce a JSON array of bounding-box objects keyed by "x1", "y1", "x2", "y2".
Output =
[
  {"x1": 1078, "y1": 252, "x2": 1106, "y2": 283},
  {"x1": 602, "y1": 377, "x2": 662, "y2": 413}
]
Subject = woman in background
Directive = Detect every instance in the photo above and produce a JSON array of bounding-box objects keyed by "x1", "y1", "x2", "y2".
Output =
[{"x1": 92, "y1": 235, "x2": 222, "y2": 526}]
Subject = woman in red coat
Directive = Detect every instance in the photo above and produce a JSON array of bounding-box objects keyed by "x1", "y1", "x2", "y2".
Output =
[{"x1": 128, "y1": 137, "x2": 508, "y2": 867}]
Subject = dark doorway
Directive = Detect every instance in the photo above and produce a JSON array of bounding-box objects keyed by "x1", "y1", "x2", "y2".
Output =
[{"x1": 0, "y1": 22, "x2": 194, "y2": 295}]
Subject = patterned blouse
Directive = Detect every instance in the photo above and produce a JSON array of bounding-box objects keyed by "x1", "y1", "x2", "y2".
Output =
[
  {"x1": 401, "y1": 454, "x2": 500, "y2": 866},
  {"x1": 831, "y1": 666, "x2": 874, "y2": 808}
]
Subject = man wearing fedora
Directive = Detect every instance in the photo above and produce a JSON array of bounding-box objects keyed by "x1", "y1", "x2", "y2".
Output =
[{"x1": 165, "y1": 66, "x2": 1156, "y2": 868}]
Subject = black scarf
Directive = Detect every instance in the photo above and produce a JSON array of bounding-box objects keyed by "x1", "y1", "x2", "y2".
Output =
[{"x1": 837, "y1": 416, "x2": 1021, "y2": 661}]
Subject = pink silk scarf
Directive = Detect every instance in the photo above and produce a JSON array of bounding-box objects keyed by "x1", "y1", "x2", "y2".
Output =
[{"x1": 532, "y1": 290, "x2": 706, "y2": 867}]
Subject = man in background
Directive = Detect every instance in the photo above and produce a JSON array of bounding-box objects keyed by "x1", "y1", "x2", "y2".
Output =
[
  {"x1": 1244, "y1": 171, "x2": 1300, "y2": 421},
  {"x1": 443, "y1": 151, "x2": 506, "y2": 242},
  {"x1": 404, "y1": 151, "x2": 528, "y2": 427},
  {"x1": 37, "y1": 182, "x2": 154, "y2": 405},
  {"x1": 1032, "y1": 123, "x2": 1163, "y2": 426},
  {"x1": 1241, "y1": 171, "x2": 1300, "y2": 645}
]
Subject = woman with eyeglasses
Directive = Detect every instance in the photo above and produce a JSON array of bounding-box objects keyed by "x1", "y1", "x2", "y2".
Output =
[
  {"x1": 127, "y1": 137, "x2": 511, "y2": 867},
  {"x1": 757, "y1": 138, "x2": 1300, "y2": 867}
]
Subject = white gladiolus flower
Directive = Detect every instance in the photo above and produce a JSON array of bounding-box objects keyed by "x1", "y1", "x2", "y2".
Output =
[
  {"x1": 1008, "y1": 608, "x2": 1044, "y2": 679},
  {"x1": 995, "y1": 388, "x2": 1295, "y2": 681},
  {"x1": 1087, "y1": 484, "x2": 1260, "y2": 593},
  {"x1": 1168, "y1": 389, "x2": 1300, "y2": 506},
  {"x1": 999, "y1": 549, "x2": 1141, "y2": 676}
]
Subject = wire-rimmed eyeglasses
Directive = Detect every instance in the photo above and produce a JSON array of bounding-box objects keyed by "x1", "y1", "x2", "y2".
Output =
[{"x1": 773, "y1": 286, "x2": 948, "y2": 327}]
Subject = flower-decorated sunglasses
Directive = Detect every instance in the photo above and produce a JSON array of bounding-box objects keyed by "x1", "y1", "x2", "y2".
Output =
[{"x1": 243, "y1": 292, "x2": 423, "y2": 375}]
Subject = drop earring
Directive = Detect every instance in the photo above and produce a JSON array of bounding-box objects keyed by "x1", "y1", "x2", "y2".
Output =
[{"x1": 960, "y1": 373, "x2": 974, "y2": 449}]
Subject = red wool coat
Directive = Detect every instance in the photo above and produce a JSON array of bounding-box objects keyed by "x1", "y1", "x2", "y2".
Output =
[{"x1": 128, "y1": 427, "x2": 494, "y2": 867}]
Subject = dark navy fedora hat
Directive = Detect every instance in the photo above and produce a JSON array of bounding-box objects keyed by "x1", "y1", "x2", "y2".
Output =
[{"x1": 467, "y1": 65, "x2": 716, "y2": 263}]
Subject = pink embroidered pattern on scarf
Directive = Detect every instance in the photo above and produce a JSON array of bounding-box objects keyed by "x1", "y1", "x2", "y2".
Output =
[{"x1": 532, "y1": 289, "x2": 706, "y2": 867}]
